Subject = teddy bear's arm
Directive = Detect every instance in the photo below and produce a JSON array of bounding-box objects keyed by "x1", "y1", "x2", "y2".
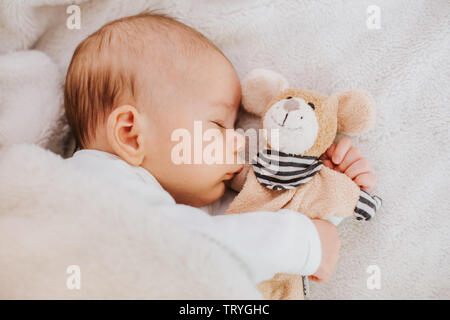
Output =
[
  {"x1": 287, "y1": 166, "x2": 361, "y2": 220},
  {"x1": 226, "y1": 168, "x2": 295, "y2": 214}
]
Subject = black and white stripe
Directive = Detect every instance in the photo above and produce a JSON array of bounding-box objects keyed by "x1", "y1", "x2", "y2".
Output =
[
  {"x1": 252, "y1": 149, "x2": 323, "y2": 190},
  {"x1": 253, "y1": 149, "x2": 382, "y2": 221},
  {"x1": 354, "y1": 190, "x2": 382, "y2": 221}
]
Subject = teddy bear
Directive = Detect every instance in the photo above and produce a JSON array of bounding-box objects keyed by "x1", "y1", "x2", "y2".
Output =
[{"x1": 226, "y1": 69, "x2": 382, "y2": 299}]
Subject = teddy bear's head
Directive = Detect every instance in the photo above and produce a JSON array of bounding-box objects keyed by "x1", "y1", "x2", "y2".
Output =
[{"x1": 242, "y1": 69, "x2": 376, "y2": 157}]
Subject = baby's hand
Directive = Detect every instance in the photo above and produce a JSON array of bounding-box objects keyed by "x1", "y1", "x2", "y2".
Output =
[{"x1": 320, "y1": 137, "x2": 376, "y2": 192}]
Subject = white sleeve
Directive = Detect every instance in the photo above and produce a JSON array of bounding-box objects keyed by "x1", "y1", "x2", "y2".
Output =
[{"x1": 162, "y1": 204, "x2": 322, "y2": 284}]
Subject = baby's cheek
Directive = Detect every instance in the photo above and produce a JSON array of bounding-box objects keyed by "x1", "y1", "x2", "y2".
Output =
[
  {"x1": 223, "y1": 131, "x2": 244, "y2": 163},
  {"x1": 205, "y1": 179, "x2": 227, "y2": 203},
  {"x1": 185, "y1": 163, "x2": 221, "y2": 185},
  {"x1": 188, "y1": 164, "x2": 226, "y2": 202}
]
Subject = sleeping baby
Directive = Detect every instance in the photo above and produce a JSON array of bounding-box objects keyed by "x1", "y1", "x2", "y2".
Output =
[{"x1": 64, "y1": 13, "x2": 377, "y2": 293}]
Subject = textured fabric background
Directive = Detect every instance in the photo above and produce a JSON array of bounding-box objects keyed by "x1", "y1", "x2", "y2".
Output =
[{"x1": 0, "y1": 0, "x2": 449, "y2": 298}]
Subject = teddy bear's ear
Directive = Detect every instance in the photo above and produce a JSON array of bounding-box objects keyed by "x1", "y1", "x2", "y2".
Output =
[
  {"x1": 333, "y1": 90, "x2": 376, "y2": 136},
  {"x1": 241, "y1": 69, "x2": 289, "y2": 117}
]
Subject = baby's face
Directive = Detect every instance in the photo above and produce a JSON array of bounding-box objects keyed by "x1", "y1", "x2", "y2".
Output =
[{"x1": 140, "y1": 52, "x2": 245, "y2": 207}]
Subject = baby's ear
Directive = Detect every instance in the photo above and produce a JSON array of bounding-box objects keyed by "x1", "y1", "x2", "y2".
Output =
[
  {"x1": 333, "y1": 90, "x2": 376, "y2": 136},
  {"x1": 241, "y1": 69, "x2": 289, "y2": 117}
]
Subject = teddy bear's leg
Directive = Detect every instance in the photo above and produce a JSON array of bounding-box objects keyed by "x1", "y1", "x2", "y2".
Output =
[
  {"x1": 257, "y1": 273, "x2": 305, "y2": 300},
  {"x1": 354, "y1": 190, "x2": 382, "y2": 221}
]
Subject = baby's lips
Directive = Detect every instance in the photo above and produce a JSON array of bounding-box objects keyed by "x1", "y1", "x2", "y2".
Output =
[
  {"x1": 235, "y1": 165, "x2": 244, "y2": 174},
  {"x1": 223, "y1": 173, "x2": 234, "y2": 180},
  {"x1": 223, "y1": 165, "x2": 244, "y2": 181}
]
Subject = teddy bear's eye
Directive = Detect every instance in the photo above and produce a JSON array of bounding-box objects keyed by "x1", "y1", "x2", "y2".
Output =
[
  {"x1": 286, "y1": 96, "x2": 293, "y2": 99},
  {"x1": 308, "y1": 102, "x2": 315, "y2": 110}
]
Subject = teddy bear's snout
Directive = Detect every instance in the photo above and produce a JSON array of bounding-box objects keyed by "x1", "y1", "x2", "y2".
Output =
[{"x1": 283, "y1": 99, "x2": 300, "y2": 112}]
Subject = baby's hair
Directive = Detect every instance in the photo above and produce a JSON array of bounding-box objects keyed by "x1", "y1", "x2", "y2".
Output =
[{"x1": 64, "y1": 12, "x2": 223, "y2": 148}]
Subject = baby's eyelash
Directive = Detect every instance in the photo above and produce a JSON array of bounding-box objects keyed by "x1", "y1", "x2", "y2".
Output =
[{"x1": 211, "y1": 121, "x2": 226, "y2": 129}]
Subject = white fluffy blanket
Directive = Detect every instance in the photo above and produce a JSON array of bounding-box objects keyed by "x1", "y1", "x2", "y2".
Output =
[
  {"x1": 1, "y1": 0, "x2": 449, "y2": 299},
  {"x1": 0, "y1": 144, "x2": 260, "y2": 299}
]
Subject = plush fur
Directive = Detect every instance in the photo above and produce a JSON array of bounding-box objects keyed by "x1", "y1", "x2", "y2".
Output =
[
  {"x1": 0, "y1": 50, "x2": 68, "y2": 152},
  {"x1": 226, "y1": 69, "x2": 376, "y2": 299},
  {"x1": 228, "y1": 165, "x2": 361, "y2": 220},
  {"x1": 258, "y1": 273, "x2": 304, "y2": 300}
]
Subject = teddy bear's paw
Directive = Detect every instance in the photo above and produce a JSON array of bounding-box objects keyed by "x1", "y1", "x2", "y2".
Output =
[
  {"x1": 354, "y1": 190, "x2": 382, "y2": 221},
  {"x1": 373, "y1": 195, "x2": 383, "y2": 210}
]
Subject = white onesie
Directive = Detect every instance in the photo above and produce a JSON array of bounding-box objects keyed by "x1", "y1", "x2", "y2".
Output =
[{"x1": 66, "y1": 149, "x2": 322, "y2": 284}]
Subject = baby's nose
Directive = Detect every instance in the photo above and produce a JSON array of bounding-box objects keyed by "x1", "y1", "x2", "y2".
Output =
[{"x1": 283, "y1": 98, "x2": 300, "y2": 112}]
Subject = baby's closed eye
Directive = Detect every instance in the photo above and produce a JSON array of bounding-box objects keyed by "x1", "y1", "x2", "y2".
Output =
[{"x1": 211, "y1": 120, "x2": 228, "y2": 129}]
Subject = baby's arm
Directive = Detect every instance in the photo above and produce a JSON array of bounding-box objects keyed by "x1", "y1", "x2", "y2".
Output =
[
  {"x1": 309, "y1": 219, "x2": 340, "y2": 282},
  {"x1": 162, "y1": 204, "x2": 328, "y2": 284}
]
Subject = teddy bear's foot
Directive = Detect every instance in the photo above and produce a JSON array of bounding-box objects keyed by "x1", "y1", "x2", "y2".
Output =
[
  {"x1": 355, "y1": 190, "x2": 382, "y2": 221},
  {"x1": 257, "y1": 273, "x2": 305, "y2": 300},
  {"x1": 373, "y1": 196, "x2": 382, "y2": 209}
]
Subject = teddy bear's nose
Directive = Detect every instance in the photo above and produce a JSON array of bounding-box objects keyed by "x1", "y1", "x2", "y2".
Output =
[{"x1": 283, "y1": 98, "x2": 299, "y2": 112}]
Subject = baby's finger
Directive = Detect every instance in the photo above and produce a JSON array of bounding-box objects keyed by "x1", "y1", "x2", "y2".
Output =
[
  {"x1": 354, "y1": 172, "x2": 377, "y2": 192},
  {"x1": 308, "y1": 275, "x2": 323, "y2": 282},
  {"x1": 325, "y1": 143, "x2": 336, "y2": 159},
  {"x1": 344, "y1": 158, "x2": 370, "y2": 179},
  {"x1": 337, "y1": 146, "x2": 362, "y2": 172},
  {"x1": 332, "y1": 137, "x2": 352, "y2": 164},
  {"x1": 322, "y1": 159, "x2": 335, "y2": 169}
]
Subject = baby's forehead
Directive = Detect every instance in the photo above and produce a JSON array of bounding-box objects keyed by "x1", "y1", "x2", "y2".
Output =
[
  {"x1": 93, "y1": 13, "x2": 225, "y2": 79},
  {"x1": 106, "y1": 15, "x2": 240, "y2": 117},
  {"x1": 140, "y1": 40, "x2": 238, "y2": 95},
  {"x1": 129, "y1": 21, "x2": 232, "y2": 91}
]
